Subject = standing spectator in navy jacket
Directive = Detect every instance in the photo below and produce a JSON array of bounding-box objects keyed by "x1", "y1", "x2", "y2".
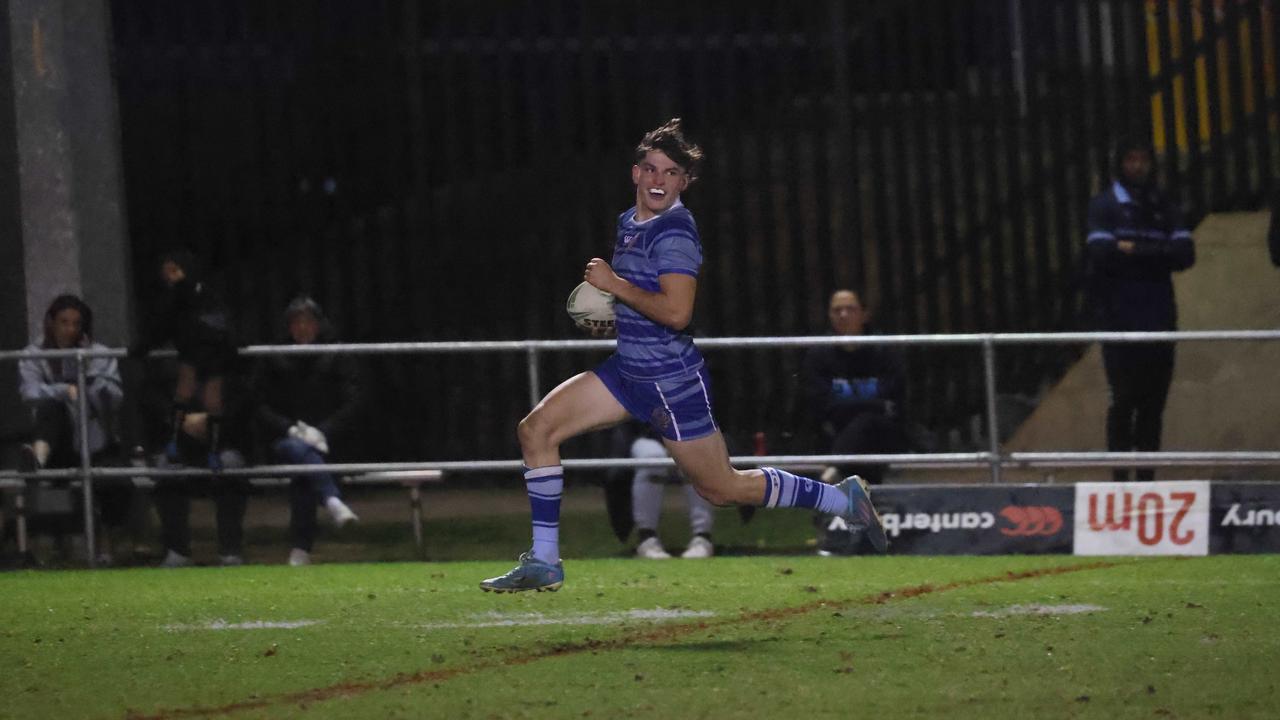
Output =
[
  {"x1": 251, "y1": 296, "x2": 360, "y2": 566},
  {"x1": 1085, "y1": 138, "x2": 1195, "y2": 481}
]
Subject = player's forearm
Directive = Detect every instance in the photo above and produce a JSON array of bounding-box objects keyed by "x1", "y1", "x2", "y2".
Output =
[{"x1": 610, "y1": 280, "x2": 693, "y2": 331}]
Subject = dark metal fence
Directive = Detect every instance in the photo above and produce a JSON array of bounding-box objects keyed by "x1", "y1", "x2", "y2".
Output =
[{"x1": 108, "y1": 0, "x2": 1278, "y2": 461}]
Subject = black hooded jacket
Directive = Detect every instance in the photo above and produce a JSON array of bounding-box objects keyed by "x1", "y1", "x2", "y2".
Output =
[
  {"x1": 799, "y1": 335, "x2": 905, "y2": 438},
  {"x1": 134, "y1": 274, "x2": 236, "y2": 361},
  {"x1": 250, "y1": 309, "x2": 362, "y2": 451}
]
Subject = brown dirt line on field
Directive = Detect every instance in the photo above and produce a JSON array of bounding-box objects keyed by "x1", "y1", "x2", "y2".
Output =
[{"x1": 123, "y1": 559, "x2": 1127, "y2": 720}]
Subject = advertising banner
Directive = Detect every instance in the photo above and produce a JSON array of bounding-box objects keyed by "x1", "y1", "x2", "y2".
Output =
[
  {"x1": 871, "y1": 485, "x2": 1074, "y2": 555},
  {"x1": 857, "y1": 481, "x2": 1278, "y2": 556},
  {"x1": 1210, "y1": 482, "x2": 1280, "y2": 554},
  {"x1": 1072, "y1": 481, "x2": 1210, "y2": 556}
]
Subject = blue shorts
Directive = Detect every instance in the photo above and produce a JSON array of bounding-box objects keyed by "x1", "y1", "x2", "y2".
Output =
[{"x1": 593, "y1": 354, "x2": 719, "y2": 442}]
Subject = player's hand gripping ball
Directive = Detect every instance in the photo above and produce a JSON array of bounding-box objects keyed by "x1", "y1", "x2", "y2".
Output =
[{"x1": 567, "y1": 281, "x2": 616, "y2": 337}]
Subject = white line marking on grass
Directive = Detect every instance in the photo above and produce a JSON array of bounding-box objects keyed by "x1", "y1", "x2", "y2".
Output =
[
  {"x1": 419, "y1": 608, "x2": 715, "y2": 630},
  {"x1": 164, "y1": 619, "x2": 324, "y2": 631},
  {"x1": 971, "y1": 604, "x2": 1107, "y2": 618}
]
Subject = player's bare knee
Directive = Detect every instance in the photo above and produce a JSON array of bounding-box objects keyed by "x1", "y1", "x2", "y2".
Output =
[{"x1": 516, "y1": 413, "x2": 550, "y2": 452}]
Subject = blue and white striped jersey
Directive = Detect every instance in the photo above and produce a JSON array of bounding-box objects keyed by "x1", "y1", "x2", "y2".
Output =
[{"x1": 611, "y1": 200, "x2": 705, "y2": 381}]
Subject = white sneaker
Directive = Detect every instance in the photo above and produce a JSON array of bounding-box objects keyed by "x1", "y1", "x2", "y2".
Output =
[
  {"x1": 288, "y1": 548, "x2": 311, "y2": 567},
  {"x1": 635, "y1": 536, "x2": 671, "y2": 559},
  {"x1": 325, "y1": 497, "x2": 359, "y2": 527},
  {"x1": 219, "y1": 554, "x2": 245, "y2": 567},
  {"x1": 681, "y1": 535, "x2": 715, "y2": 559},
  {"x1": 160, "y1": 550, "x2": 192, "y2": 568}
]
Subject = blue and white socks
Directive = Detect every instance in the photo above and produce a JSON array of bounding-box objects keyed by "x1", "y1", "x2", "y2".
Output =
[
  {"x1": 760, "y1": 466, "x2": 847, "y2": 515},
  {"x1": 526, "y1": 465, "x2": 564, "y2": 563},
  {"x1": 528, "y1": 465, "x2": 841, "y2": 564}
]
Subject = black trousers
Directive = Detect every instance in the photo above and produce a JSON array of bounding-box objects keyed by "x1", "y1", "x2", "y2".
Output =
[
  {"x1": 153, "y1": 474, "x2": 248, "y2": 557},
  {"x1": 28, "y1": 400, "x2": 131, "y2": 529},
  {"x1": 829, "y1": 412, "x2": 909, "y2": 485},
  {"x1": 31, "y1": 400, "x2": 79, "y2": 467},
  {"x1": 1102, "y1": 342, "x2": 1175, "y2": 482}
]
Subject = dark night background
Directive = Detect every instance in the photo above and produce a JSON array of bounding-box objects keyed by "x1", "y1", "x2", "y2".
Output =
[{"x1": 102, "y1": 0, "x2": 1276, "y2": 463}]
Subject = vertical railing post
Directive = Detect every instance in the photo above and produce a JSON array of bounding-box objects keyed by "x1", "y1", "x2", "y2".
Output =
[
  {"x1": 981, "y1": 336, "x2": 1003, "y2": 484},
  {"x1": 526, "y1": 345, "x2": 541, "y2": 409},
  {"x1": 15, "y1": 491, "x2": 28, "y2": 558},
  {"x1": 75, "y1": 351, "x2": 98, "y2": 566}
]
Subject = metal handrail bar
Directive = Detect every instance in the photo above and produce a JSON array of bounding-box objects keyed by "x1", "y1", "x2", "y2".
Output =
[
  {"x1": 5, "y1": 329, "x2": 1280, "y2": 566},
  {"x1": 3, "y1": 328, "x2": 1279, "y2": 362},
  {"x1": 4, "y1": 450, "x2": 1279, "y2": 484},
  {"x1": 1006, "y1": 451, "x2": 1280, "y2": 467},
  {"x1": 0, "y1": 453, "x2": 993, "y2": 480}
]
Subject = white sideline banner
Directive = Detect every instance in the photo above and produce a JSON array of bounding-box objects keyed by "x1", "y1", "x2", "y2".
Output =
[{"x1": 1073, "y1": 481, "x2": 1210, "y2": 556}]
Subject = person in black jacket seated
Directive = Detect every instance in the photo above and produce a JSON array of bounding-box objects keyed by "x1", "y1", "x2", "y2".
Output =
[
  {"x1": 800, "y1": 289, "x2": 907, "y2": 486},
  {"x1": 1085, "y1": 137, "x2": 1195, "y2": 481},
  {"x1": 800, "y1": 289, "x2": 906, "y2": 556},
  {"x1": 150, "y1": 368, "x2": 251, "y2": 568},
  {"x1": 130, "y1": 249, "x2": 239, "y2": 472},
  {"x1": 252, "y1": 296, "x2": 360, "y2": 566}
]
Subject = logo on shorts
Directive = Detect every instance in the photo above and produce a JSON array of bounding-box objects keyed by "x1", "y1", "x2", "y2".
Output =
[{"x1": 650, "y1": 407, "x2": 672, "y2": 432}]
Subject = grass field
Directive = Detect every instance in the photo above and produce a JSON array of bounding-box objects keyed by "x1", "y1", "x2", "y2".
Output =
[{"x1": 2, "y1": 551, "x2": 1278, "y2": 719}]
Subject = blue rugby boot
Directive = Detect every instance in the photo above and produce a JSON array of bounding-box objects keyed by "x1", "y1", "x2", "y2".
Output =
[
  {"x1": 480, "y1": 551, "x2": 564, "y2": 593},
  {"x1": 837, "y1": 475, "x2": 888, "y2": 554}
]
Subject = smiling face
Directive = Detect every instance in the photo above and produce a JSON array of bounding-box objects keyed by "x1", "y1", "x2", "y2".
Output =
[{"x1": 632, "y1": 150, "x2": 690, "y2": 221}]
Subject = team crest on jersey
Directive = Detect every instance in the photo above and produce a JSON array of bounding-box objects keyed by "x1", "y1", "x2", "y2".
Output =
[
  {"x1": 650, "y1": 407, "x2": 672, "y2": 432},
  {"x1": 622, "y1": 232, "x2": 640, "y2": 247}
]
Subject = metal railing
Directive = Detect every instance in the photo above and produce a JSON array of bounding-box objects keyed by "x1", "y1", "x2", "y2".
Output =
[{"x1": 4, "y1": 329, "x2": 1280, "y2": 565}]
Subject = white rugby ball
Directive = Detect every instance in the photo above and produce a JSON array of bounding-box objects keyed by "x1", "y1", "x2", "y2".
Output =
[{"x1": 566, "y1": 281, "x2": 616, "y2": 332}]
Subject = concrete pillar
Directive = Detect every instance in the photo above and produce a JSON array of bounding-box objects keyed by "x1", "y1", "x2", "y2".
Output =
[
  {"x1": 4, "y1": 0, "x2": 131, "y2": 346},
  {"x1": 0, "y1": 0, "x2": 131, "y2": 444}
]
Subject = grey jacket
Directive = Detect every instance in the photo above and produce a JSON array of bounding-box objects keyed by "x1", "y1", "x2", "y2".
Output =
[{"x1": 18, "y1": 339, "x2": 124, "y2": 455}]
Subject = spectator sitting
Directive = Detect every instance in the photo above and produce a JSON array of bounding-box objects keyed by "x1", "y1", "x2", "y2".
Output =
[
  {"x1": 129, "y1": 249, "x2": 239, "y2": 472},
  {"x1": 800, "y1": 289, "x2": 907, "y2": 486},
  {"x1": 17, "y1": 294, "x2": 131, "y2": 562},
  {"x1": 799, "y1": 290, "x2": 907, "y2": 556},
  {"x1": 152, "y1": 377, "x2": 251, "y2": 568},
  {"x1": 630, "y1": 425, "x2": 714, "y2": 559},
  {"x1": 251, "y1": 296, "x2": 360, "y2": 567}
]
